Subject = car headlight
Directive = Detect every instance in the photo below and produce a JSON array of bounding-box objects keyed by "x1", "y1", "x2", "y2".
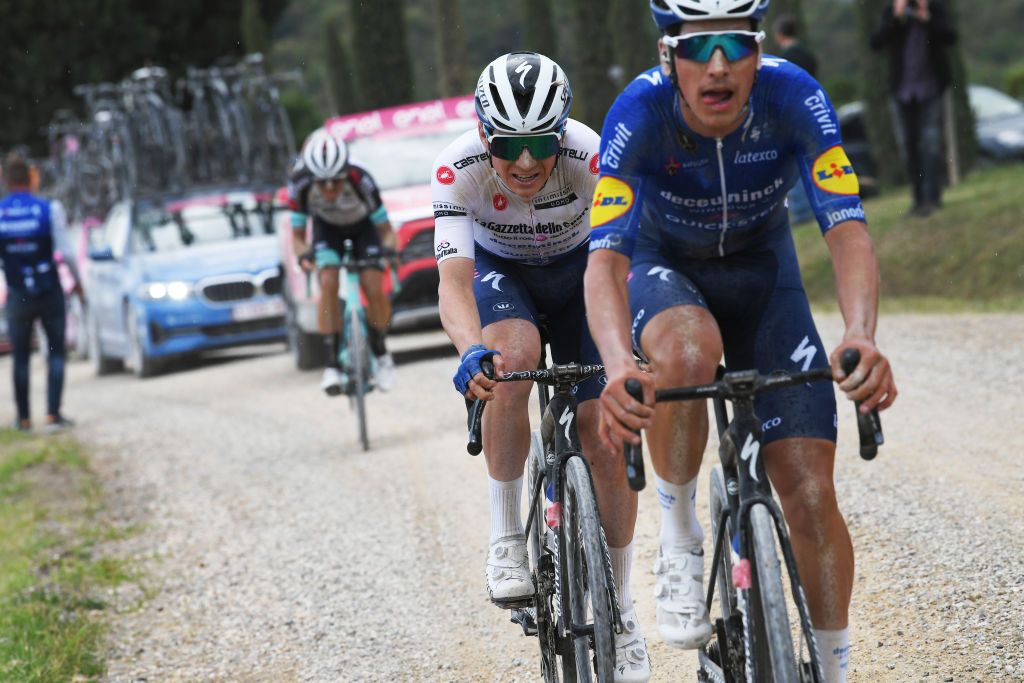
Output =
[
  {"x1": 995, "y1": 129, "x2": 1024, "y2": 148},
  {"x1": 139, "y1": 281, "x2": 193, "y2": 301}
]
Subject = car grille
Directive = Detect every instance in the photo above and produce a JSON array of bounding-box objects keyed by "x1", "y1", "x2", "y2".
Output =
[
  {"x1": 261, "y1": 273, "x2": 283, "y2": 296},
  {"x1": 202, "y1": 280, "x2": 256, "y2": 302},
  {"x1": 402, "y1": 226, "x2": 436, "y2": 261}
]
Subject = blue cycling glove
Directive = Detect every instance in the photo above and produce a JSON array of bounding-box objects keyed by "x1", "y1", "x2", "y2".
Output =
[{"x1": 454, "y1": 344, "x2": 500, "y2": 395}]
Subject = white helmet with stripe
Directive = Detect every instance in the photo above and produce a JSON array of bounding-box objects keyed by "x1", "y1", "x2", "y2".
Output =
[
  {"x1": 301, "y1": 128, "x2": 348, "y2": 180},
  {"x1": 650, "y1": 0, "x2": 771, "y2": 32},
  {"x1": 474, "y1": 52, "x2": 573, "y2": 136}
]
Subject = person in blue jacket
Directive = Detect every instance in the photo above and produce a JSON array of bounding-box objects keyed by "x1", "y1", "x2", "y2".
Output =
[
  {"x1": 1, "y1": 153, "x2": 83, "y2": 432},
  {"x1": 583, "y1": 2, "x2": 897, "y2": 681}
]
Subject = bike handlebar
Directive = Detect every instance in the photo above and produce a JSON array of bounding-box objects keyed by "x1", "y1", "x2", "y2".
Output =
[
  {"x1": 839, "y1": 348, "x2": 884, "y2": 460},
  {"x1": 624, "y1": 379, "x2": 646, "y2": 491}
]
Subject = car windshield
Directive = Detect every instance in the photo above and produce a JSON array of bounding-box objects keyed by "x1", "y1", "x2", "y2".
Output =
[
  {"x1": 348, "y1": 122, "x2": 476, "y2": 190},
  {"x1": 133, "y1": 200, "x2": 278, "y2": 253},
  {"x1": 970, "y1": 85, "x2": 1024, "y2": 121}
]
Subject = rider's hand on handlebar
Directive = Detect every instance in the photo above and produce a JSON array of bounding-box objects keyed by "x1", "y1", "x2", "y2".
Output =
[
  {"x1": 454, "y1": 345, "x2": 504, "y2": 401},
  {"x1": 298, "y1": 250, "x2": 315, "y2": 273},
  {"x1": 830, "y1": 338, "x2": 897, "y2": 413},
  {"x1": 598, "y1": 365, "x2": 655, "y2": 454}
]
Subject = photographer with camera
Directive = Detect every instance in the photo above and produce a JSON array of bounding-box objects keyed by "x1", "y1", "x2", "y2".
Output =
[{"x1": 871, "y1": 0, "x2": 958, "y2": 218}]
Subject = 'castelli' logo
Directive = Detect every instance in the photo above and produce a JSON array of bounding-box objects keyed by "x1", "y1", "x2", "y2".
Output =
[
  {"x1": 493, "y1": 193, "x2": 508, "y2": 211},
  {"x1": 589, "y1": 154, "x2": 600, "y2": 175},
  {"x1": 436, "y1": 166, "x2": 455, "y2": 185}
]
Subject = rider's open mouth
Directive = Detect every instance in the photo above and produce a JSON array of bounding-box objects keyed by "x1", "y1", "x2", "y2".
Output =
[
  {"x1": 701, "y1": 88, "x2": 735, "y2": 110},
  {"x1": 512, "y1": 172, "x2": 540, "y2": 184}
]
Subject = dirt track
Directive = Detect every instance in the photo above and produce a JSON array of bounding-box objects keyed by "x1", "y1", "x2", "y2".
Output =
[{"x1": 7, "y1": 313, "x2": 1022, "y2": 681}]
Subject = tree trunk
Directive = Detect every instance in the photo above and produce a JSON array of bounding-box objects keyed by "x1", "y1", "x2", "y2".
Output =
[
  {"x1": 608, "y1": 0, "x2": 659, "y2": 90},
  {"x1": 856, "y1": 0, "x2": 906, "y2": 188},
  {"x1": 241, "y1": 0, "x2": 269, "y2": 57},
  {"x1": 324, "y1": 17, "x2": 360, "y2": 114},
  {"x1": 432, "y1": 0, "x2": 467, "y2": 97},
  {"x1": 567, "y1": 0, "x2": 618, "y2": 131},
  {"x1": 944, "y1": 0, "x2": 977, "y2": 176},
  {"x1": 522, "y1": 0, "x2": 559, "y2": 62},
  {"x1": 350, "y1": 0, "x2": 414, "y2": 109}
]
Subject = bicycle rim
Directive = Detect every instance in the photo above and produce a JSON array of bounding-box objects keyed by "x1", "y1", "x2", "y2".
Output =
[
  {"x1": 348, "y1": 311, "x2": 369, "y2": 451},
  {"x1": 563, "y1": 457, "x2": 615, "y2": 682},
  {"x1": 749, "y1": 504, "x2": 799, "y2": 682},
  {"x1": 527, "y1": 433, "x2": 560, "y2": 682},
  {"x1": 704, "y1": 465, "x2": 746, "y2": 682}
]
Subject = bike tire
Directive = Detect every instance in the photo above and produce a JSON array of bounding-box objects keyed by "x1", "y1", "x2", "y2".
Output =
[
  {"x1": 562, "y1": 456, "x2": 615, "y2": 682},
  {"x1": 749, "y1": 503, "x2": 800, "y2": 682},
  {"x1": 526, "y1": 431, "x2": 561, "y2": 682},
  {"x1": 347, "y1": 309, "x2": 369, "y2": 451},
  {"x1": 705, "y1": 465, "x2": 746, "y2": 682}
]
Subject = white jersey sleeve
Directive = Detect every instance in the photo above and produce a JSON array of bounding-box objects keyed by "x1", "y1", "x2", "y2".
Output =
[{"x1": 431, "y1": 132, "x2": 480, "y2": 264}]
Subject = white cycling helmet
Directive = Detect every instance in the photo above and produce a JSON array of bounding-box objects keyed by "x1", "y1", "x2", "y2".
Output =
[
  {"x1": 302, "y1": 128, "x2": 348, "y2": 180},
  {"x1": 474, "y1": 52, "x2": 573, "y2": 136},
  {"x1": 650, "y1": 0, "x2": 771, "y2": 33}
]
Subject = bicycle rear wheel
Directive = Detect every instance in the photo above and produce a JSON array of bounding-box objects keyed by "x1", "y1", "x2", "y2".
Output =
[
  {"x1": 562, "y1": 456, "x2": 615, "y2": 682},
  {"x1": 748, "y1": 503, "x2": 800, "y2": 682},
  {"x1": 346, "y1": 309, "x2": 369, "y2": 451}
]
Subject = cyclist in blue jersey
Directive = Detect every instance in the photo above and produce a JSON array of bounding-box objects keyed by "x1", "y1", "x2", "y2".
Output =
[
  {"x1": 583, "y1": 2, "x2": 897, "y2": 681},
  {"x1": 1, "y1": 153, "x2": 84, "y2": 433}
]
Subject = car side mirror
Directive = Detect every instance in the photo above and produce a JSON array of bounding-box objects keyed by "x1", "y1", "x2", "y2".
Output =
[{"x1": 88, "y1": 247, "x2": 116, "y2": 262}]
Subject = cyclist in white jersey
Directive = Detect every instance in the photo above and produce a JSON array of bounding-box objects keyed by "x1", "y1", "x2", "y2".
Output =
[{"x1": 433, "y1": 52, "x2": 651, "y2": 682}]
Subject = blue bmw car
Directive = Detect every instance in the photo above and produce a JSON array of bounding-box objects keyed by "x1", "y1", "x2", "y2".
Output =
[{"x1": 86, "y1": 189, "x2": 287, "y2": 377}]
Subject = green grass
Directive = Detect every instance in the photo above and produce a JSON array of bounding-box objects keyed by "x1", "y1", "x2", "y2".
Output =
[
  {"x1": 794, "y1": 163, "x2": 1024, "y2": 310},
  {"x1": 0, "y1": 431, "x2": 135, "y2": 683}
]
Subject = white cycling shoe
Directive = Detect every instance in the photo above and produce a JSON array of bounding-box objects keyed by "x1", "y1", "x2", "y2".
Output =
[
  {"x1": 321, "y1": 367, "x2": 344, "y2": 396},
  {"x1": 376, "y1": 353, "x2": 396, "y2": 392},
  {"x1": 653, "y1": 547, "x2": 712, "y2": 649},
  {"x1": 614, "y1": 606, "x2": 652, "y2": 682},
  {"x1": 485, "y1": 535, "x2": 532, "y2": 606}
]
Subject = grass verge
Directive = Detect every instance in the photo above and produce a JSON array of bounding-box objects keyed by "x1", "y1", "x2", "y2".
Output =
[
  {"x1": 795, "y1": 163, "x2": 1024, "y2": 310},
  {"x1": 0, "y1": 429, "x2": 135, "y2": 683}
]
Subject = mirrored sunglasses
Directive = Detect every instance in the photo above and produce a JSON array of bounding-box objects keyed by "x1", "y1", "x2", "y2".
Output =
[
  {"x1": 663, "y1": 30, "x2": 766, "y2": 64},
  {"x1": 487, "y1": 133, "x2": 562, "y2": 161}
]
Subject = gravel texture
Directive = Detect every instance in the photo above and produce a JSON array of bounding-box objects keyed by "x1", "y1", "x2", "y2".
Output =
[{"x1": 6, "y1": 314, "x2": 1022, "y2": 682}]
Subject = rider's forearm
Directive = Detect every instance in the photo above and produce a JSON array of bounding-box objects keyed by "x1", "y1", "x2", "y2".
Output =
[
  {"x1": 584, "y1": 250, "x2": 636, "y2": 375},
  {"x1": 826, "y1": 220, "x2": 880, "y2": 341},
  {"x1": 438, "y1": 263, "x2": 484, "y2": 356},
  {"x1": 292, "y1": 231, "x2": 308, "y2": 261},
  {"x1": 375, "y1": 221, "x2": 396, "y2": 247}
]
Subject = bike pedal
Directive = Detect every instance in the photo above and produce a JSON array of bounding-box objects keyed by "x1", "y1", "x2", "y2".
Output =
[
  {"x1": 324, "y1": 385, "x2": 343, "y2": 397},
  {"x1": 510, "y1": 607, "x2": 539, "y2": 636}
]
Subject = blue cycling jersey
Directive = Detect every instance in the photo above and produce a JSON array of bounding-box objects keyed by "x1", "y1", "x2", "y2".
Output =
[
  {"x1": 589, "y1": 58, "x2": 866, "y2": 260},
  {"x1": 0, "y1": 192, "x2": 59, "y2": 294}
]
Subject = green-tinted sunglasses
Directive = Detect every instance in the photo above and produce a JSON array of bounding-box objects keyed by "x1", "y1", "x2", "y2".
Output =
[
  {"x1": 663, "y1": 30, "x2": 766, "y2": 64},
  {"x1": 487, "y1": 133, "x2": 562, "y2": 161}
]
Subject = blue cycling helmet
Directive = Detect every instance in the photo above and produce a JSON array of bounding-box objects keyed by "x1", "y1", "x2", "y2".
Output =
[{"x1": 650, "y1": 0, "x2": 771, "y2": 33}]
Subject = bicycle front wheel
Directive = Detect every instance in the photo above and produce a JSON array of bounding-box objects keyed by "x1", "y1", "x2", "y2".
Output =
[
  {"x1": 562, "y1": 456, "x2": 615, "y2": 682},
  {"x1": 749, "y1": 503, "x2": 800, "y2": 682},
  {"x1": 526, "y1": 431, "x2": 562, "y2": 682},
  {"x1": 347, "y1": 309, "x2": 369, "y2": 451}
]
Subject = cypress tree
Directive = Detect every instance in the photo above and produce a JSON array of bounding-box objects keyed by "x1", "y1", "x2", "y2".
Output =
[
  {"x1": 350, "y1": 0, "x2": 414, "y2": 109},
  {"x1": 241, "y1": 0, "x2": 270, "y2": 57},
  {"x1": 567, "y1": 0, "x2": 618, "y2": 131},
  {"x1": 522, "y1": 0, "x2": 559, "y2": 63},
  {"x1": 608, "y1": 0, "x2": 659, "y2": 90}
]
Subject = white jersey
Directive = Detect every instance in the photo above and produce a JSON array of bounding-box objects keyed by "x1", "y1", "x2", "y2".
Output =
[{"x1": 431, "y1": 119, "x2": 601, "y2": 266}]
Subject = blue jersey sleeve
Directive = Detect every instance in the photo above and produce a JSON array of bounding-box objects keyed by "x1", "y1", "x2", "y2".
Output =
[
  {"x1": 783, "y1": 71, "x2": 867, "y2": 233},
  {"x1": 588, "y1": 77, "x2": 658, "y2": 258}
]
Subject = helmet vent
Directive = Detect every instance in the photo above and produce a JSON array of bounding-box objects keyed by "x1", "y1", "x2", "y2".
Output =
[{"x1": 489, "y1": 83, "x2": 510, "y2": 123}]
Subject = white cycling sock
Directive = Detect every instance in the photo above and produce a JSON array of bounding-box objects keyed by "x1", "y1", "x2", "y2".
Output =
[
  {"x1": 654, "y1": 473, "x2": 704, "y2": 554},
  {"x1": 488, "y1": 475, "x2": 524, "y2": 543},
  {"x1": 609, "y1": 542, "x2": 634, "y2": 611},
  {"x1": 813, "y1": 628, "x2": 850, "y2": 683}
]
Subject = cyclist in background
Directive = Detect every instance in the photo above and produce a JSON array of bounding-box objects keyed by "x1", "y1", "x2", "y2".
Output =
[
  {"x1": 583, "y1": 2, "x2": 897, "y2": 681},
  {"x1": 433, "y1": 52, "x2": 651, "y2": 681},
  {"x1": 0, "y1": 152, "x2": 84, "y2": 433},
  {"x1": 289, "y1": 129, "x2": 397, "y2": 395}
]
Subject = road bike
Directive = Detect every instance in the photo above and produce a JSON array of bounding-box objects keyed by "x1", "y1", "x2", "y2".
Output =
[
  {"x1": 467, "y1": 327, "x2": 619, "y2": 682},
  {"x1": 622, "y1": 349, "x2": 882, "y2": 682}
]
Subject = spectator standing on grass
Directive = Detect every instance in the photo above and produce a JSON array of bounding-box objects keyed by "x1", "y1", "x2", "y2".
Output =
[
  {"x1": 871, "y1": 0, "x2": 958, "y2": 218},
  {"x1": 0, "y1": 153, "x2": 83, "y2": 433}
]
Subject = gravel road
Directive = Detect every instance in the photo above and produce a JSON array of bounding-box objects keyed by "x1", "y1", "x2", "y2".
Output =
[{"x1": 7, "y1": 313, "x2": 1022, "y2": 682}]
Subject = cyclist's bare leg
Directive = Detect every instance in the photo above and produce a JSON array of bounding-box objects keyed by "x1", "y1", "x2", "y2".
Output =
[
  {"x1": 640, "y1": 305, "x2": 722, "y2": 486},
  {"x1": 578, "y1": 400, "x2": 637, "y2": 548},
  {"x1": 764, "y1": 438, "x2": 854, "y2": 630},
  {"x1": 359, "y1": 268, "x2": 391, "y2": 334},
  {"x1": 318, "y1": 268, "x2": 341, "y2": 334},
  {"x1": 481, "y1": 319, "x2": 540, "y2": 481}
]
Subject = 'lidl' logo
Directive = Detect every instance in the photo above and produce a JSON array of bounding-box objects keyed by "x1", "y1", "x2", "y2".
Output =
[
  {"x1": 812, "y1": 146, "x2": 859, "y2": 196},
  {"x1": 590, "y1": 176, "x2": 634, "y2": 228}
]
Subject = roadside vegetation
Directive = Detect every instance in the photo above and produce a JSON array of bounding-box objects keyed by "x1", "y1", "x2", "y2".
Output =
[
  {"x1": 0, "y1": 430, "x2": 136, "y2": 683},
  {"x1": 796, "y1": 162, "x2": 1024, "y2": 311}
]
